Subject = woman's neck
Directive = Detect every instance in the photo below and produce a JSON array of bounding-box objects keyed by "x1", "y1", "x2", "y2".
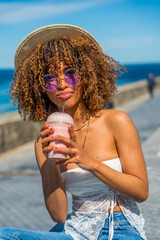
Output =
[{"x1": 62, "y1": 100, "x2": 90, "y2": 129}]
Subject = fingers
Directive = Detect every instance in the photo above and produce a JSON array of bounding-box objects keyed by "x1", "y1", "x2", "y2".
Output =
[
  {"x1": 40, "y1": 123, "x2": 49, "y2": 132},
  {"x1": 43, "y1": 144, "x2": 76, "y2": 163},
  {"x1": 40, "y1": 126, "x2": 55, "y2": 139},
  {"x1": 54, "y1": 145, "x2": 77, "y2": 156},
  {"x1": 55, "y1": 158, "x2": 76, "y2": 166},
  {"x1": 68, "y1": 125, "x2": 77, "y2": 142},
  {"x1": 41, "y1": 135, "x2": 55, "y2": 147},
  {"x1": 40, "y1": 124, "x2": 76, "y2": 145},
  {"x1": 43, "y1": 144, "x2": 54, "y2": 153},
  {"x1": 40, "y1": 124, "x2": 55, "y2": 156},
  {"x1": 55, "y1": 154, "x2": 77, "y2": 166},
  {"x1": 54, "y1": 135, "x2": 76, "y2": 148}
]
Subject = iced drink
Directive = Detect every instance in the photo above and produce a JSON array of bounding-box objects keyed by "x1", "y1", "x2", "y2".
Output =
[{"x1": 45, "y1": 112, "x2": 74, "y2": 159}]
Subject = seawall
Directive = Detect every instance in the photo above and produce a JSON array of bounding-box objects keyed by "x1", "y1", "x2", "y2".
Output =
[
  {"x1": 0, "y1": 77, "x2": 160, "y2": 154},
  {"x1": 113, "y1": 76, "x2": 160, "y2": 106}
]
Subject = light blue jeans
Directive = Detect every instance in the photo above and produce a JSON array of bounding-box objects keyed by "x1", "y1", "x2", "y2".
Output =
[
  {"x1": 98, "y1": 212, "x2": 144, "y2": 240},
  {"x1": 0, "y1": 212, "x2": 144, "y2": 239}
]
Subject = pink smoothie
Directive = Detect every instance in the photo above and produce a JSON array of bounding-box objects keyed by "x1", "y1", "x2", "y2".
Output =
[{"x1": 46, "y1": 112, "x2": 74, "y2": 159}]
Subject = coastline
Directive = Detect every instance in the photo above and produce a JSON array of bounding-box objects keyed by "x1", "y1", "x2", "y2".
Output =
[{"x1": 0, "y1": 76, "x2": 160, "y2": 154}]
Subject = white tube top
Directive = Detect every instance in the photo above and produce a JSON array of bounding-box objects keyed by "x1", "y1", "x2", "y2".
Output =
[{"x1": 61, "y1": 158, "x2": 146, "y2": 240}]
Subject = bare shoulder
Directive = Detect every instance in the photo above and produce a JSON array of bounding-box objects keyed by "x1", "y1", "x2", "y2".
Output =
[
  {"x1": 101, "y1": 109, "x2": 137, "y2": 137},
  {"x1": 101, "y1": 109, "x2": 133, "y2": 126}
]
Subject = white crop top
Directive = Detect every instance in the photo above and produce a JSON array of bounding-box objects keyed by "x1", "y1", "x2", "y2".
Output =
[{"x1": 61, "y1": 158, "x2": 146, "y2": 240}]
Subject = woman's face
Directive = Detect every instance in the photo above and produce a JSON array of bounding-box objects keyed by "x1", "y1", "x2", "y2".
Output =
[{"x1": 44, "y1": 62, "x2": 83, "y2": 111}]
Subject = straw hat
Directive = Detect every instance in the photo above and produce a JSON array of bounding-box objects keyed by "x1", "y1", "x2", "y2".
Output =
[{"x1": 14, "y1": 24, "x2": 103, "y2": 70}]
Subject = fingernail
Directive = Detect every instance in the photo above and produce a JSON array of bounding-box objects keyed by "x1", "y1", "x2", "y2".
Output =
[
  {"x1": 51, "y1": 128, "x2": 54, "y2": 131},
  {"x1": 51, "y1": 136, "x2": 55, "y2": 140}
]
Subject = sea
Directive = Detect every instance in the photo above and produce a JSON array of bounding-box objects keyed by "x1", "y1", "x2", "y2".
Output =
[{"x1": 0, "y1": 63, "x2": 160, "y2": 115}]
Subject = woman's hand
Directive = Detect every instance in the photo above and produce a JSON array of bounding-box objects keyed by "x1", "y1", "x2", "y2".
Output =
[
  {"x1": 40, "y1": 123, "x2": 55, "y2": 158},
  {"x1": 52, "y1": 125, "x2": 97, "y2": 171}
]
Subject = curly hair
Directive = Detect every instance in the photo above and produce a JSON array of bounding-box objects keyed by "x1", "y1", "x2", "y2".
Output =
[{"x1": 9, "y1": 38, "x2": 125, "y2": 121}]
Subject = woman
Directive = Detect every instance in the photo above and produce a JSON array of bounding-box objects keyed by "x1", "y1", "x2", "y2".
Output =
[{"x1": 0, "y1": 24, "x2": 148, "y2": 240}]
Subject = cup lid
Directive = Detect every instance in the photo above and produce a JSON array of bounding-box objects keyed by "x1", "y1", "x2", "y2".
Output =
[{"x1": 46, "y1": 112, "x2": 73, "y2": 125}]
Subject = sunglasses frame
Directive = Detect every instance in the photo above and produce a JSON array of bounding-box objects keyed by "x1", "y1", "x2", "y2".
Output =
[{"x1": 43, "y1": 68, "x2": 79, "y2": 92}]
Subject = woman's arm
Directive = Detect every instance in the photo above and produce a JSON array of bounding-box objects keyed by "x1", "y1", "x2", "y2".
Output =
[
  {"x1": 54, "y1": 111, "x2": 149, "y2": 203},
  {"x1": 35, "y1": 130, "x2": 68, "y2": 223},
  {"x1": 90, "y1": 111, "x2": 149, "y2": 202}
]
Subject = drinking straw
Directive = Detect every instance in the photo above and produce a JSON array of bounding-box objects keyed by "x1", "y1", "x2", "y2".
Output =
[{"x1": 62, "y1": 99, "x2": 66, "y2": 113}]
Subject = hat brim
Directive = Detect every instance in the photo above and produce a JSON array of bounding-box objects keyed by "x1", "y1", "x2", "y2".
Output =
[{"x1": 14, "y1": 24, "x2": 103, "y2": 70}]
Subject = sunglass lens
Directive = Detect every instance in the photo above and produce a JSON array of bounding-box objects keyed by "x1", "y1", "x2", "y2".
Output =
[
  {"x1": 65, "y1": 77, "x2": 79, "y2": 87},
  {"x1": 64, "y1": 69, "x2": 79, "y2": 87},
  {"x1": 43, "y1": 74, "x2": 58, "y2": 91}
]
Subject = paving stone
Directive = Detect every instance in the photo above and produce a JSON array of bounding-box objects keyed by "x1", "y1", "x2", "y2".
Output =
[{"x1": 138, "y1": 127, "x2": 160, "y2": 240}]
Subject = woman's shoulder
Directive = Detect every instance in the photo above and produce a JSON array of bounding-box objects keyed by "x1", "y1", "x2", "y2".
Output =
[
  {"x1": 100, "y1": 109, "x2": 135, "y2": 132},
  {"x1": 101, "y1": 109, "x2": 132, "y2": 124},
  {"x1": 100, "y1": 109, "x2": 137, "y2": 140}
]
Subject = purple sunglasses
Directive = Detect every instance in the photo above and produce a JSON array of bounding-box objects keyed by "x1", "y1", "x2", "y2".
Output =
[{"x1": 43, "y1": 68, "x2": 79, "y2": 91}]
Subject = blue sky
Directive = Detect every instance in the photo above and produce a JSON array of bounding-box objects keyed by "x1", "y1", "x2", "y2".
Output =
[{"x1": 0, "y1": 0, "x2": 160, "y2": 68}]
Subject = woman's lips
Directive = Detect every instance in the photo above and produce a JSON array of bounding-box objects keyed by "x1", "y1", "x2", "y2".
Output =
[{"x1": 57, "y1": 92, "x2": 73, "y2": 99}]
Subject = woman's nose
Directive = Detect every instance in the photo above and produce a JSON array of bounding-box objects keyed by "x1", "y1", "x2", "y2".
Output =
[{"x1": 57, "y1": 76, "x2": 68, "y2": 90}]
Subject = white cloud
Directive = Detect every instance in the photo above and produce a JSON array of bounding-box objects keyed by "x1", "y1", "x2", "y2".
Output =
[{"x1": 0, "y1": 0, "x2": 125, "y2": 24}]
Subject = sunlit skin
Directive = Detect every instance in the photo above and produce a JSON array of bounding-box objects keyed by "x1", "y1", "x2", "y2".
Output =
[{"x1": 35, "y1": 63, "x2": 149, "y2": 223}]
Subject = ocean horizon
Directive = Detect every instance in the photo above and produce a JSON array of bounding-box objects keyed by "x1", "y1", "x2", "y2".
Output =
[{"x1": 0, "y1": 62, "x2": 160, "y2": 115}]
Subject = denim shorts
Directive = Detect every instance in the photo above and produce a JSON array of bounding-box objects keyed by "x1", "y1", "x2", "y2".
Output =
[{"x1": 0, "y1": 212, "x2": 144, "y2": 240}]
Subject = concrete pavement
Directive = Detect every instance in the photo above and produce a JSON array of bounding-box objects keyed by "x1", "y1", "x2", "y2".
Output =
[{"x1": 0, "y1": 93, "x2": 160, "y2": 239}]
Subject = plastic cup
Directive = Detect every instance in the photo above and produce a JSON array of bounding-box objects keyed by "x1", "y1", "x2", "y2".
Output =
[{"x1": 45, "y1": 112, "x2": 74, "y2": 160}]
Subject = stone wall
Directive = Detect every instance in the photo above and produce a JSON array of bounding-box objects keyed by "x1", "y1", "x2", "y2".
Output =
[
  {"x1": 0, "y1": 77, "x2": 160, "y2": 154},
  {"x1": 113, "y1": 76, "x2": 160, "y2": 106},
  {"x1": 0, "y1": 114, "x2": 43, "y2": 153}
]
